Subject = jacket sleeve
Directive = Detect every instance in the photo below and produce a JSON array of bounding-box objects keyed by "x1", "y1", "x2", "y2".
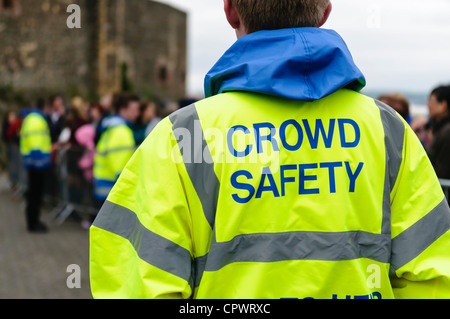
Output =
[
  {"x1": 90, "y1": 117, "x2": 195, "y2": 299},
  {"x1": 389, "y1": 120, "x2": 450, "y2": 299}
]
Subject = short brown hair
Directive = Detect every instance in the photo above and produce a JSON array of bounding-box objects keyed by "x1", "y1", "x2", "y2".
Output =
[
  {"x1": 231, "y1": 0, "x2": 330, "y2": 34},
  {"x1": 378, "y1": 93, "x2": 410, "y2": 120}
]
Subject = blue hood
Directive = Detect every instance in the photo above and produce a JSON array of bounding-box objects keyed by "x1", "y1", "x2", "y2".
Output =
[{"x1": 204, "y1": 28, "x2": 366, "y2": 101}]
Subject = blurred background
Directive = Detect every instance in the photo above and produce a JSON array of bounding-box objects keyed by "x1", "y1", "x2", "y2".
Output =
[
  {"x1": 0, "y1": 0, "x2": 449, "y2": 299},
  {"x1": 156, "y1": 0, "x2": 450, "y2": 115}
]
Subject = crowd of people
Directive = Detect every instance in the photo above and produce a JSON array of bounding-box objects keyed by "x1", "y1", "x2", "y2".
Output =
[
  {"x1": 1, "y1": 84, "x2": 450, "y2": 233},
  {"x1": 378, "y1": 84, "x2": 450, "y2": 180},
  {"x1": 1, "y1": 92, "x2": 197, "y2": 232}
]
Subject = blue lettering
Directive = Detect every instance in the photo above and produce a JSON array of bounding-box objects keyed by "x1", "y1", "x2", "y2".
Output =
[
  {"x1": 254, "y1": 122, "x2": 279, "y2": 154},
  {"x1": 231, "y1": 170, "x2": 255, "y2": 204},
  {"x1": 332, "y1": 294, "x2": 352, "y2": 299},
  {"x1": 280, "y1": 165, "x2": 297, "y2": 196},
  {"x1": 256, "y1": 167, "x2": 280, "y2": 199},
  {"x1": 230, "y1": 161, "x2": 364, "y2": 202},
  {"x1": 279, "y1": 119, "x2": 303, "y2": 151},
  {"x1": 227, "y1": 125, "x2": 253, "y2": 157},
  {"x1": 338, "y1": 119, "x2": 360, "y2": 148},
  {"x1": 298, "y1": 163, "x2": 320, "y2": 195},
  {"x1": 333, "y1": 293, "x2": 380, "y2": 299},
  {"x1": 371, "y1": 292, "x2": 382, "y2": 299},
  {"x1": 302, "y1": 119, "x2": 335, "y2": 149},
  {"x1": 320, "y1": 162, "x2": 343, "y2": 193},
  {"x1": 345, "y1": 162, "x2": 364, "y2": 192}
]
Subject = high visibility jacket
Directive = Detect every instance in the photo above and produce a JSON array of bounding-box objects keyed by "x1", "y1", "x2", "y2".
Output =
[
  {"x1": 93, "y1": 116, "x2": 136, "y2": 200},
  {"x1": 19, "y1": 110, "x2": 52, "y2": 170},
  {"x1": 90, "y1": 28, "x2": 450, "y2": 299}
]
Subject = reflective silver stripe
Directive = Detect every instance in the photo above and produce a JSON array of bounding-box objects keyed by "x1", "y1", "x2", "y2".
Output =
[
  {"x1": 93, "y1": 201, "x2": 194, "y2": 285},
  {"x1": 21, "y1": 130, "x2": 49, "y2": 138},
  {"x1": 195, "y1": 231, "x2": 390, "y2": 277},
  {"x1": 391, "y1": 198, "x2": 450, "y2": 271},
  {"x1": 96, "y1": 146, "x2": 136, "y2": 157},
  {"x1": 169, "y1": 104, "x2": 220, "y2": 230},
  {"x1": 375, "y1": 100, "x2": 405, "y2": 235},
  {"x1": 193, "y1": 230, "x2": 391, "y2": 287}
]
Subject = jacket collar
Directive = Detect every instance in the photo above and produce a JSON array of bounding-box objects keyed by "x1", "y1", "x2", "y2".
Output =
[{"x1": 204, "y1": 27, "x2": 366, "y2": 101}]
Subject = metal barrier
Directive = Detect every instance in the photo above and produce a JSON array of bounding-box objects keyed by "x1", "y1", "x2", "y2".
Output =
[
  {"x1": 3, "y1": 139, "x2": 98, "y2": 226},
  {"x1": 48, "y1": 145, "x2": 98, "y2": 225}
]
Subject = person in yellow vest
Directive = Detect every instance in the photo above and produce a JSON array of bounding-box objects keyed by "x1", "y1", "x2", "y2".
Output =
[
  {"x1": 90, "y1": 0, "x2": 450, "y2": 299},
  {"x1": 20, "y1": 98, "x2": 52, "y2": 233},
  {"x1": 93, "y1": 93, "x2": 140, "y2": 207}
]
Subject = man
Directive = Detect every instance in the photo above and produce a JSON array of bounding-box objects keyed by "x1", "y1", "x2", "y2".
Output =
[
  {"x1": 46, "y1": 94, "x2": 66, "y2": 144},
  {"x1": 92, "y1": 93, "x2": 140, "y2": 206},
  {"x1": 426, "y1": 85, "x2": 450, "y2": 179},
  {"x1": 90, "y1": 0, "x2": 450, "y2": 299},
  {"x1": 20, "y1": 98, "x2": 52, "y2": 233}
]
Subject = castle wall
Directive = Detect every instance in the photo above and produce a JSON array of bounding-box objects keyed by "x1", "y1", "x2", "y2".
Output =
[
  {"x1": 0, "y1": 0, "x2": 98, "y2": 100},
  {"x1": 0, "y1": 0, "x2": 187, "y2": 102}
]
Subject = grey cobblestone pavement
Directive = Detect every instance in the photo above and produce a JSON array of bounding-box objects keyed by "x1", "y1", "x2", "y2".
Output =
[{"x1": 0, "y1": 174, "x2": 92, "y2": 299}]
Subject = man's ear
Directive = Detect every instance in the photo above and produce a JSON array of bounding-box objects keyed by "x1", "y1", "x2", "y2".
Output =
[
  {"x1": 317, "y1": 2, "x2": 332, "y2": 27},
  {"x1": 224, "y1": 0, "x2": 241, "y2": 29}
]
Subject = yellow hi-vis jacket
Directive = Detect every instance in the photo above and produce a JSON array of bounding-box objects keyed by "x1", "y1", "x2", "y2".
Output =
[
  {"x1": 93, "y1": 116, "x2": 136, "y2": 201},
  {"x1": 90, "y1": 90, "x2": 450, "y2": 299},
  {"x1": 19, "y1": 110, "x2": 52, "y2": 170}
]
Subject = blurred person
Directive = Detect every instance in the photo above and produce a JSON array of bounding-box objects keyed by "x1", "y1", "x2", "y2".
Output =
[
  {"x1": 145, "y1": 102, "x2": 162, "y2": 137},
  {"x1": 426, "y1": 85, "x2": 450, "y2": 179},
  {"x1": 45, "y1": 95, "x2": 67, "y2": 201},
  {"x1": 92, "y1": 93, "x2": 140, "y2": 208},
  {"x1": 66, "y1": 96, "x2": 89, "y2": 146},
  {"x1": 411, "y1": 115, "x2": 432, "y2": 147},
  {"x1": 133, "y1": 100, "x2": 161, "y2": 145},
  {"x1": 75, "y1": 123, "x2": 96, "y2": 184},
  {"x1": 94, "y1": 94, "x2": 115, "y2": 145},
  {"x1": 46, "y1": 94, "x2": 66, "y2": 144},
  {"x1": 2, "y1": 110, "x2": 21, "y2": 192},
  {"x1": 71, "y1": 101, "x2": 101, "y2": 184},
  {"x1": 1, "y1": 110, "x2": 16, "y2": 140},
  {"x1": 91, "y1": 0, "x2": 450, "y2": 299},
  {"x1": 61, "y1": 96, "x2": 91, "y2": 211},
  {"x1": 378, "y1": 93, "x2": 412, "y2": 124},
  {"x1": 89, "y1": 103, "x2": 103, "y2": 131},
  {"x1": 75, "y1": 122, "x2": 97, "y2": 229},
  {"x1": 20, "y1": 98, "x2": 52, "y2": 233}
]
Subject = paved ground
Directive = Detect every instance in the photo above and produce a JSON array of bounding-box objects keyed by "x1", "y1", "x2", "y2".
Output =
[{"x1": 0, "y1": 173, "x2": 92, "y2": 299}]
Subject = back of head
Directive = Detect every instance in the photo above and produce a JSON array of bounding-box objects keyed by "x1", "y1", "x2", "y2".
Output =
[{"x1": 231, "y1": 0, "x2": 330, "y2": 34}]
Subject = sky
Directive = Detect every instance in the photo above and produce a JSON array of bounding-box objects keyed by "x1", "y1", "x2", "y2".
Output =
[{"x1": 155, "y1": 0, "x2": 450, "y2": 100}]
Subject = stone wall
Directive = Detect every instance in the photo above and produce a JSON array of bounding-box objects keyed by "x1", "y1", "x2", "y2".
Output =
[
  {"x1": 0, "y1": 0, "x2": 187, "y2": 104},
  {"x1": 122, "y1": 0, "x2": 187, "y2": 100},
  {"x1": 0, "y1": 0, "x2": 98, "y2": 101}
]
